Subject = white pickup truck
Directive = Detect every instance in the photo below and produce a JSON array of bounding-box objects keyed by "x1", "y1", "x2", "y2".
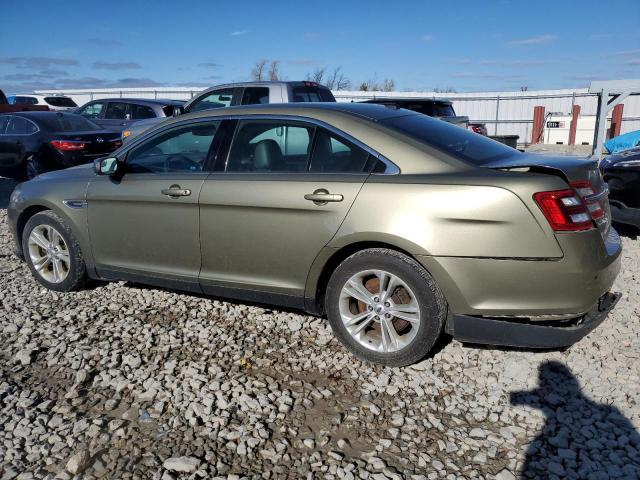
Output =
[{"x1": 124, "y1": 81, "x2": 335, "y2": 141}]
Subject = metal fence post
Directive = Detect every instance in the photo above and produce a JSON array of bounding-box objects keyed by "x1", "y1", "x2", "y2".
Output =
[
  {"x1": 154, "y1": 90, "x2": 158, "y2": 99},
  {"x1": 494, "y1": 96, "x2": 500, "y2": 136}
]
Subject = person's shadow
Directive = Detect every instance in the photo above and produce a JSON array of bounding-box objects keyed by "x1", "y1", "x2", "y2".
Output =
[{"x1": 511, "y1": 361, "x2": 640, "y2": 479}]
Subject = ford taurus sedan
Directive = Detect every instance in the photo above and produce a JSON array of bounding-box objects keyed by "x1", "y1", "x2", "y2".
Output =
[{"x1": 7, "y1": 103, "x2": 621, "y2": 366}]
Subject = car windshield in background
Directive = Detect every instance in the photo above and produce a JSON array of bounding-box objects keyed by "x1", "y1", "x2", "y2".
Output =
[
  {"x1": 38, "y1": 114, "x2": 102, "y2": 132},
  {"x1": 45, "y1": 97, "x2": 77, "y2": 108},
  {"x1": 383, "y1": 113, "x2": 516, "y2": 166},
  {"x1": 292, "y1": 86, "x2": 335, "y2": 102}
]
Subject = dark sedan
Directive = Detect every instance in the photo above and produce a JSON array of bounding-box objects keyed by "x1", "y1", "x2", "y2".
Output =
[
  {"x1": 600, "y1": 146, "x2": 640, "y2": 228},
  {"x1": 0, "y1": 112, "x2": 122, "y2": 180}
]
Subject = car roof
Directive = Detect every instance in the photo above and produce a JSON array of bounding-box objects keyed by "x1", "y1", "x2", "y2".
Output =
[
  {"x1": 86, "y1": 98, "x2": 185, "y2": 105},
  {"x1": 362, "y1": 98, "x2": 453, "y2": 105},
  {"x1": 174, "y1": 102, "x2": 413, "y2": 124},
  {"x1": 203, "y1": 80, "x2": 331, "y2": 88},
  {"x1": 2, "y1": 111, "x2": 83, "y2": 120}
]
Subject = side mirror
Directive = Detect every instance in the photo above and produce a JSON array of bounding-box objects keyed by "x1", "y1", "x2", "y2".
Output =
[{"x1": 94, "y1": 157, "x2": 120, "y2": 176}]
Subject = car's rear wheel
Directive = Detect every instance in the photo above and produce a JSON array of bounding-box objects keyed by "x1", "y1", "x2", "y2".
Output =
[
  {"x1": 22, "y1": 211, "x2": 87, "y2": 292},
  {"x1": 326, "y1": 248, "x2": 447, "y2": 367},
  {"x1": 22, "y1": 154, "x2": 45, "y2": 180}
]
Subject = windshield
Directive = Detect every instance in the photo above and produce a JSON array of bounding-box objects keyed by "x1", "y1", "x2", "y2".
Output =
[
  {"x1": 291, "y1": 86, "x2": 335, "y2": 102},
  {"x1": 383, "y1": 113, "x2": 517, "y2": 166},
  {"x1": 45, "y1": 96, "x2": 77, "y2": 107},
  {"x1": 38, "y1": 114, "x2": 102, "y2": 132}
]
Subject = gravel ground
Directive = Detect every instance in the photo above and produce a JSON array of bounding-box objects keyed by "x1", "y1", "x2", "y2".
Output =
[{"x1": 0, "y1": 177, "x2": 639, "y2": 479}]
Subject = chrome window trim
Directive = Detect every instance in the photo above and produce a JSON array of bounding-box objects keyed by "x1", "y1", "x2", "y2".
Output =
[
  {"x1": 117, "y1": 114, "x2": 401, "y2": 175},
  {"x1": 0, "y1": 116, "x2": 40, "y2": 136}
]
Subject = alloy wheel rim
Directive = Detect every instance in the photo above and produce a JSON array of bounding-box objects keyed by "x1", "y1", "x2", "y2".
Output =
[
  {"x1": 27, "y1": 225, "x2": 70, "y2": 284},
  {"x1": 339, "y1": 269, "x2": 421, "y2": 353}
]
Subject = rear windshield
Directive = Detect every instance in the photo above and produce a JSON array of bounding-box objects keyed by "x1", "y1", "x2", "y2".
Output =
[
  {"x1": 38, "y1": 114, "x2": 102, "y2": 132},
  {"x1": 383, "y1": 114, "x2": 516, "y2": 166},
  {"x1": 291, "y1": 86, "x2": 335, "y2": 102},
  {"x1": 45, "y1": 96, "x2": 77, "y2": 108},
  {"x1": 390, "y1": 101, "x2": 455, "y2": 117}
]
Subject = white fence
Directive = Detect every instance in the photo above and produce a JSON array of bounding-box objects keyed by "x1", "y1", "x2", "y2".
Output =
[{"x1": 36, "y1": 86, "x2": 640, "y2": 146}]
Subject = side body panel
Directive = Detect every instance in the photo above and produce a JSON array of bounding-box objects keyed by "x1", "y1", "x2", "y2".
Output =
[
  {"x1": 86, "y1": 173, "x2": 207, "y2": 286},
  {"x1": 198, "y1": 173, "x2": 366, "y2": 298}
]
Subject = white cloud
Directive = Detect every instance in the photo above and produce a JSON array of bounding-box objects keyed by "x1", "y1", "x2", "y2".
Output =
[
  {"x1": 421, "y1": 34, "x2": 434, "y2": 42},
  {"x1": 230, "y1": 30, "x2": 249, "y2": 36},
  {"x1": 507, "y1": 34, "x2": 557, "y2": 46}
]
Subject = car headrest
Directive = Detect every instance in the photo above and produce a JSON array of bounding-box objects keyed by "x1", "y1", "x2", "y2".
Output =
[{"x1": 254, "y1": 139, "x2": 282, "y2": 171}]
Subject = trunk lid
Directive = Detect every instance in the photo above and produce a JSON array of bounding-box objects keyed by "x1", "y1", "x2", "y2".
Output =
[
  {"x1": 53, "y1": 131, "x2": 122, "y2": 155},
  {"x1": 484, "y1": 153, "x2": 612, "y2": 238}
]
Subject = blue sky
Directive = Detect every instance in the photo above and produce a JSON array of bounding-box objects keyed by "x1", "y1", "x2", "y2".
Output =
[{"x1": 1, "y1": 0, "x2": 639, "y2": 93}]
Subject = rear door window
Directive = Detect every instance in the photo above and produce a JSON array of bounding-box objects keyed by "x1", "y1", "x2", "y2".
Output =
[
  {"x1": 309, "y1": 129, "x2": 371, "y2": 173},
  {"x1": 241, "y1": 87, "x2": 270, "y2": 105},
  {"x1": 226, "y1": 120, "x2": 314, "y2": 172},
  {"x1": 291, "y1": 86, "x2": 335, "y2": 102},
  {"x1": 105, "y1": 102, "x2": 131, "y2": 120},
  {"x1": 189, "y1": 88, "x2": 234, "y2": 112},
  {"x1": 0, "y1": 116, "x2": 10, "y2": 134},
  {"x1": 14, "y1": 96, "x2": 38, "y2": 105},
  {"x1": 79, "y1": 102, "x2": 105, "y2": 119},
  {"x1": 130, "y1": 104, "x2": 156, "y2": 119},
  {"x1": 6, "y1": 117, "x2": 37, "y2": 135}
]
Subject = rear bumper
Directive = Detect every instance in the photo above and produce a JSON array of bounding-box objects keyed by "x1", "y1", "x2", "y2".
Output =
[
  {"x1": 610, "y1": 201, "x2": 640, "y2": 228},
  {"x1": 417, "y1": 227, "x2": 622, "y2": 317},
  {"x1": 446, "y1": 292, "x2": 621, "y2": 348}
]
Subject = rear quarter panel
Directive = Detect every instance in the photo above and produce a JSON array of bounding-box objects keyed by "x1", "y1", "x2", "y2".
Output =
[{"x1": 330, "y1": 174, "x2": 565, "y2": 258}]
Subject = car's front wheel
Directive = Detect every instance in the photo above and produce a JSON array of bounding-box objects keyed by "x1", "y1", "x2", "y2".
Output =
[
  {"x1": 22, "y1": 211, "x2": 87, "y2": 292},
  {"x1": 326, "y1": 248, "x2": 447, "y2": 367}
]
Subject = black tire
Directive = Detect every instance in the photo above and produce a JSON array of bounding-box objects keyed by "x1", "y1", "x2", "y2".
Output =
[
  {"x1": 22, "y1": 154, "x2": 45, "y2": 180},
  {"x1": 325, "y1": 248, "x2": 447, "y2": 367},
  {"x1": 22, "y1": 211, "x2": 87, "y2": 292}
]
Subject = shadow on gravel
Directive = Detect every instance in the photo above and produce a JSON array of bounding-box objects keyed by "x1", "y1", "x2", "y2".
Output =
[
  {"x1": 511, "y1": 361, "x2": 640, "y2": 479},
  {"x1": 0, "y1": 177, "x2": 19, "y2": 209}
]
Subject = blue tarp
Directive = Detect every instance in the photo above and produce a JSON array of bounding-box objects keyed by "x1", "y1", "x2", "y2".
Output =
[{"x1": 604, "y1": 130, "x2": 640, "y2": 154}]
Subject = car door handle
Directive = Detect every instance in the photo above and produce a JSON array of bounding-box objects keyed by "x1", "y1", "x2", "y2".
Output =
[
  {"x1": 161, "y1": 185, "x2": 191, "y2": 197},
  {"x1": 304, "y1": 189, "x2": 344, "y2": 205}
]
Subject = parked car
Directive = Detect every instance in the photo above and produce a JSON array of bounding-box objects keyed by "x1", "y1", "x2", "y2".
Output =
[
  {"x1": 0, "y1": 111, "x2": 121, "y2": 179},
  {"x1": 75, "y1": 98, "x2": 185, "y2": 133},
  {"x1": 8, "y1": 103, "x2": 620, "y2": 366},
  {"x1": 8, "y1": 94, "x2": 77, "y2": 111},
  {"x1": 600, "y1": 146, "x2": 640, "y2": 228},
  {"x1": 360, "y1": 98, "x2": 476, "y2": 131},
  {"x1": 0, "y1": 89, "x2": 49, "y2": 113},
  {"x1": 123, "y1": 81, "x2": 335, "y2": 141}
]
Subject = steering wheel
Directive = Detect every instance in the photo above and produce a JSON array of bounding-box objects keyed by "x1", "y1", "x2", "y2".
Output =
[{"x1": 165, "y1": 154, "x2": 201, "y2": 172}]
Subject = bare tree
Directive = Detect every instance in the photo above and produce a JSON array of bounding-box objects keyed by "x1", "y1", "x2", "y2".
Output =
[
  {"x1": 433, "y1": 87, "x2": 457, "y2": 93},
  {"x1": 307, "y1": 67, "x2": 326, "y2": 84},
  {"x1": 358, "y1": 82, "x2": 369, "y2": 92},
  {"x1": 268, "y1": 60, "x2": 281, "y2": 81},
  {"x1": 251, "y1": 59, "x2": 268, "y2": 81},
  {"x1": 326, "y1": 67, "x2": 351, "y2": 90},
  {"x1": 382, "y1": 78, "x2": 395, "y2": 92}
]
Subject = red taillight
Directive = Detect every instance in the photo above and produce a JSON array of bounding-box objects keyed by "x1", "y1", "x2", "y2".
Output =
[
  {"x1": 50, "y1": 140, "x2": 86, "y2": 151},
  {"x1": 570, "y1": 180, "x2": 605, "y2": 221},
  {"x1": 533, "y1": 189, "x2": 594, "y2": 231},
  {"x1": 303, "y1": 81, "x2": 319, "y2": 87}
]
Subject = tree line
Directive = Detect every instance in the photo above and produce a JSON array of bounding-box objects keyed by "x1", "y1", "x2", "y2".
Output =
[{"x1": 250, "y1": 59, "x2": 396, "y2": 92}]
